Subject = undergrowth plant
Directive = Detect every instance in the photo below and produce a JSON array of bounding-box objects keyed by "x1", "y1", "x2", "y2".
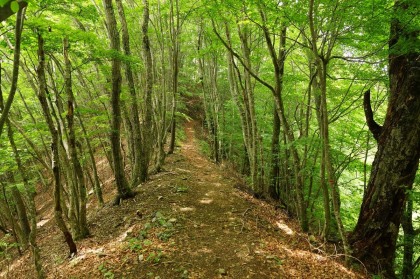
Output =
[{"x1": 98, "y1": 262, "x2": 115, "y2": 279}]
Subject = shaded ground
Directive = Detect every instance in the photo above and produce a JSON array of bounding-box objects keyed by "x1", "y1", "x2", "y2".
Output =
[{"x1": 1, "y1": 120, "x2": 367, "y2": 279}]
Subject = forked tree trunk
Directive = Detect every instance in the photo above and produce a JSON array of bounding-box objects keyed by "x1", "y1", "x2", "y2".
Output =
[{"x1": 349, "y1": 2, "x2": 420, "y2": 277}]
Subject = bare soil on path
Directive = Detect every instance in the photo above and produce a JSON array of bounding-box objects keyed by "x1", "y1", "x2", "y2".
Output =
[{"x1": 2, "y1": 120, "x2": 366, "y2": 279}]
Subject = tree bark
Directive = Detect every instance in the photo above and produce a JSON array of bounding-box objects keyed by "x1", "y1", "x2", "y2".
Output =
[{"x1": 349, "y1": 1, "x2": 420, "y2": 277}]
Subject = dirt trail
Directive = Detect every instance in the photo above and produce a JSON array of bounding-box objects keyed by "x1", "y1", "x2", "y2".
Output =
[{"x1": 3, "y1": 120, "x2": 366, "y2": 279}]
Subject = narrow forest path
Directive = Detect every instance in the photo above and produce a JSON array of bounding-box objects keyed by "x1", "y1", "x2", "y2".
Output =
[{"x1": 4, "y1": 120, "x2": 365, "y2": 279}]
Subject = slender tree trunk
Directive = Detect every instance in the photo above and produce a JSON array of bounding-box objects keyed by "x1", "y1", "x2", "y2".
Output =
[
  {"x1": 102, "y1": 0, "x2": 133, "y2": 204},
  {"x1": 238, "y1": 25, "x2": 259, "y2": 190},
  {"x1": 63, "y1": 37, "x2": 89, "y2": 238},
  {"x1": 263, "y1": 22, "x2": 286, "y2": 200},
  {"x1": 269, "y1": 107, "x2": 280, "y2": 200},
  {"x1": 18, "y1": 62, "x2": 53, "y2": 164},
  {"x1": 3, "y1": 129, "x2": 31, "y2": 250},
  {"x1": 318, "y1": 65, "x2": 349, "y2": 258},
  {"x1": 140, "y1": 0, "x2": 153, "y2": 180},
  {"x1": 0, "y1": 185, "x2": 22, "y2": 255},
  {"x1": 259, "y1": 16, "x2": 308, "y2": 231},
  {"x1": 167, "y1": 0, "x2": 180, "y2": 155},
  {"x1": 9, "y1": 185, "x2": 30, "y2": 248},
  {"x1": 214, "y1": 16, "x2": 307, "y2": 229},
  {"x1": 0, "y1": 5, "x2": 25, "y2": 136},
  {"x1": 225, "y1": 30, "x2": 249, "y2": 170},
  {"x1": 48, "y1": 57, "x2": 81, "y2": 239},
  {"x1": 402, "y1": 194, "x2": 414, "y2": 279},
  {"x1": 151, "y1": 0, "x2": 169, "y2": 173},
  {"x1": 350, "y1": 2, "x2": 420, "y2": 277},
  {"x1": 36, "y1": 32, "x2": 77, "y2": 256},
  {"x1": 307, "y1": 0, "x2": 349, "y2": 255},
  {"x1": 75, "y1": 107, "x2": 104, "y2": 206},
  {"x1": 1, "y1": 65, "x2": 31, "y2": 250}
]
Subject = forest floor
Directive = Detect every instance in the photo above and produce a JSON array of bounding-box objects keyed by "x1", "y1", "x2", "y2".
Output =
[{"x1": 1, "y1": 119, "x2": 368, "y2": 278}]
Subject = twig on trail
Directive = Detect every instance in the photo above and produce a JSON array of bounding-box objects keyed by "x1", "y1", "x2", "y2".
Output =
[
  {"x1": 305, "y1": 237, "x2": 327, "y2": 255},
  {"x1": 242, "y1": 208, "x2": 252, "y2": 216},
  {"x1": 161, "y1": 261, "x2": 176, "y2": 265},
  {"x1": 152, "y1": 172, "x2": 177, "y2": 179},
  {"x1": 241, "y1": 220, "x2": 246, "y2": 233}
]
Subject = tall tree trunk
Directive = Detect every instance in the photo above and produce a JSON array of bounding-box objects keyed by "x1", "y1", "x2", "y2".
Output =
[
  {"x1": 115, "y1": 0, "x2": 144, "y2": 187},
  {"x1": 102, "y1": 0, "x2": 133, "y2": 204},
  {"x1": 224, "y1": 27, "x2": 250, "y2": 173},
  {"x1": 307, "y1": 0, "x2": 349, "y2": 256},
  {"x1": 140, "y1": 0, "x2": 153, "y2": 180},
  {"x1": 269, "y1": 107, "x2": 280, "y2": 200},
  {"x1": 263, "y1": 21, "x2": 286, "y2": 200},
  {"x1": 318, "y1": 63, "x2": 349, "y2": 259},
  {"x1": 214, "y1": 17, "x2": 307, "y2": 230},
  {"x1": 238, "y1": 24, "x2": 259, "y2": 190},
  {"x1": 63, "y1": 37, "x2": 89, "y2": 238},
  {"x1": 151, "y1": 0, "x2": 170, "y2": 173},
  {"x1": 349, "y1": 1, "x2": 420, "y2": 277},
  {"x1": 36, "y1": 32, "x2": 77, "y2": 256},
  {"x1": 167, "y1": 0, "x2": 180, "y2": 155},
  {"x1": 259, "y1": 16, "x2": 308, "y2": 231}
]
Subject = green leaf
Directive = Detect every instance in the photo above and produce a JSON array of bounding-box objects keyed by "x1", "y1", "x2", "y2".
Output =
[
  {"x1": 0, "y1": 0, "x2": 8, "y2": 8},
  {"x1": 10, "y1": 1, "x2": 19, "y2": 12}
]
